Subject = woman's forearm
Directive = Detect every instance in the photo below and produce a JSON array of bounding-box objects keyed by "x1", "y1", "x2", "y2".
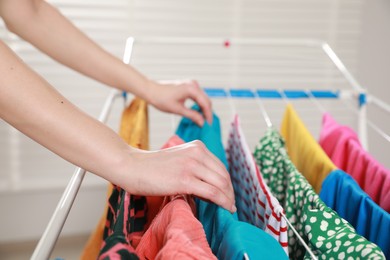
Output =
[
  {"x1": 0, "y1": 0, "x2": 152, "y2": 100},
  {"x1": 0, "y1": 40, "x2": 133, "y2": 185},
  {"x1": 0, "y1": 0, "x2": 214, "y2": 126}
]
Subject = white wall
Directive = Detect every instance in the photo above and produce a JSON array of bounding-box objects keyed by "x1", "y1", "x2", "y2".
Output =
[{"x1": 357, "y1": 0, "x2": 390, "y2": 168}]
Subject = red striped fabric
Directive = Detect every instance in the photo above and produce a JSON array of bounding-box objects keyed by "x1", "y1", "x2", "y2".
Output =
[{"x1": 226, "y1": 115, "x2": 288, "y2": 255}]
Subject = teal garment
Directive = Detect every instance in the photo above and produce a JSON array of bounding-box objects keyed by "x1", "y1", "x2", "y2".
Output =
[
  {"x1": 176, "y1": 106, "x2": 287, "y2": 260},
  {"x1": 175, "y1": 105, "x2": 228, "y2": 169}
]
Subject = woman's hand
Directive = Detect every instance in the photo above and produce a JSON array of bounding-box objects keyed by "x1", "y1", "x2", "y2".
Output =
[
  {"x1": 0, "y1": 39, "x2": 234, "y2": 213},
  {"x1": 147, "y1": 80, "x2": 213, "y2": 127},
  {"x1": 117, "y1": 140, "x2": 236, "y2": 213}
]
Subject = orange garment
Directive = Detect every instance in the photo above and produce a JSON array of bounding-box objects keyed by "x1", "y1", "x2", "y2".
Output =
[
  {"x1": 80, "y1": 98, "x2": 149, "y2": 260},
  {"x1": 280, "y1": 104, "x2": 336, "y2": 193}
]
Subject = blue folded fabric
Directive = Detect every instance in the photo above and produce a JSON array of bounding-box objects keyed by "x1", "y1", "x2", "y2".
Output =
[
  {"x1": 320, "y1": 170, "x2": 390, "y2": 258},
  {"x1": 176, "y1": 105, "x2": 287, "y2": 260}
]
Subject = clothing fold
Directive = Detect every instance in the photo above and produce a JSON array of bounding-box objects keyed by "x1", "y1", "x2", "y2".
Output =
[
  {"x1": 254, "y1": 128, "x2": 385, "y2": 259},
  {"x1": 226, "y1": 114, "x2": 288, "y2": 254},
  {"x1": 280, "y1": 104, "x2": 336, "y2": 193},
  {"x1": 176, "y1": 105, "x2": 288, "y2": 260},
  {"x1": 320, "y1": 170, "x2": 390, "y2": 258},
  {"x1": 135, "y1": 135, "x2": 216, "y2": 260},
  {"x1": 98, "y1": 133, "x2": 216, "y2": 259},
  {"x1": 319, "y1": 112, "x2": 390, "y2": 212}
]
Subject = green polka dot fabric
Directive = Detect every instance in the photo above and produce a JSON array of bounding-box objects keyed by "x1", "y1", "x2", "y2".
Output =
[{"x1": 253, "y1": 129, "x2": 385, "y2": 260}]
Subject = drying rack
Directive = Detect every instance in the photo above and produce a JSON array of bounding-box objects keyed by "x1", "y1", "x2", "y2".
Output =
[{"x1": 31, "y1": 37, "x2": 390, "y2": 260}]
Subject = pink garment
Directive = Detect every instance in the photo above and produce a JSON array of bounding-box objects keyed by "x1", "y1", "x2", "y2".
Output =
[
  {"x1": 161, "y1": 135, "x2": 185, "y2": 149},
  {"x1": 135, "y1": 195, "x2": 216, "y2": 260},
  {"x1": 319, "y1": 113, "x2": 390, "y2": 212},
  {"x1": 136, "y1": 135, "x2": 216, "y2": 260},
  {"x1": 226, "y1": 115, "x2": 288, "y2": 254}
]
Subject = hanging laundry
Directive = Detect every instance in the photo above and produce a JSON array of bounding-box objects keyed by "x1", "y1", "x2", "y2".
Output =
[
  {"x1": 94, "y1": 100, "x2": 216, "y2": 259},
  {"x1": 176, "y1": 105, "x2": 288, "y2": 260},
  {"x1": 226, "y1": 114, "x2": 288, "y2": 255},
  {"x1": 280, "y1": 104, "x2": 337, "y2": 193},
  {"x1": 320, "y1": 170, "x2": 390, "y2": 258},
  {"x1": 135, "y1": 135, "x2": 216, "y2": 259},
  {"x1": 82, "y1": 98, "x2": 149, "y2": 260},
  {"x1": 98, "y1": 134, "x2": 218, "y2": 259},
  {"x1": 254, "y1": 129, "x2": 386, "y2": 259},
  {"x1": 136, "y1": 194, "x2": 216, "y2": 260},
  {"x1": 319, "y1": 112, "x2": 390, "y2": 212}
]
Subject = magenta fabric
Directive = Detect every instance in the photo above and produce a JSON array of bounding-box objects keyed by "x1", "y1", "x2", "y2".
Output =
[{"x1": 319, "y1": 113, "x2": 390, "y2": 212}]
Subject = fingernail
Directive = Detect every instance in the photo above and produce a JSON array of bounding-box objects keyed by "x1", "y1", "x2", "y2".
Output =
[{"x1": 231, "y1": 205, "x2": 237, "y2": 213}]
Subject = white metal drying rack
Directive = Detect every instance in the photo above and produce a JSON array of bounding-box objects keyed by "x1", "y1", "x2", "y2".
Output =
[{"x1": 31, "y1": 37, "x2": 389, "y2": 260}]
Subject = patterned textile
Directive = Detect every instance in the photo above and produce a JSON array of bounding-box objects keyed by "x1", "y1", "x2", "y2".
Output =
[
  {"x1": 254, "y1": 129, "x2": 385, "y2": 259},
  {"x1": 320, "y1": 170, "x2": 390, "y2": 258},
  {"x1": 82, "y1": 98, "x2": 149, "y2": 260},
  {"x1": 226, "y1": 115, "x2": 288, "y2": 254},
  {"x1": 176, "y1": 105, "x2": 288, "y2": 260},
  {"x1": 98, "y1": 188, "x2": 147, "y2": 260},
  {"x1": 280, "y1": 104, "x2": 336, "y2": 193},
  {"x1": 319, "y1": 112, "x2": 390, "y2": 212}
]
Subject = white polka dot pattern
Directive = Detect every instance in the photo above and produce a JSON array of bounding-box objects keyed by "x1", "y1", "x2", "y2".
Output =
[{"x1": 253, "y1": 129, "x2": 385, "y2": 259}]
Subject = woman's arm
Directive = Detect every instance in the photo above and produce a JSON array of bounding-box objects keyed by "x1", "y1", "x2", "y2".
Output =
[
  {"x1": 0, "y1": 0, "x2": 212, "y2": 126},
  {"x1": 0, "y1": 40, "x2": 235, "y2": 212}
]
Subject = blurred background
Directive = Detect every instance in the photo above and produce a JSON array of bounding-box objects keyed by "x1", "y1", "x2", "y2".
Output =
[{"x1": 0, "y1": 0, "x2": 389, "y2": 258}]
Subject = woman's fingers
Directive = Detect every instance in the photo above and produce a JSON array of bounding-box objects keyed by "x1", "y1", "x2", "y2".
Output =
[
  {"x1": 179, "y1": 104, "x2": 205, "y2": 126},
  {"x1": 162, "y1": 141, "x2": 235, "y2": 211},
  {"x1": 153, "y1": 79, "x2": 213, "y2": 127},
  {"x1": 191, "y1": 162, "x2": 235, "y2": 206},
  {"x1": 185, "y1": 80, "x2": 213, "y2": 125},
  {"x1": 190, "y1": 140, "x2": 234, "y2": 194},
  {"x1": 186, "y1": 177, "x2": 236, "y2": 213},
  {"x1": 173, "y1": 141, "x2": 235, "y2": 211}
]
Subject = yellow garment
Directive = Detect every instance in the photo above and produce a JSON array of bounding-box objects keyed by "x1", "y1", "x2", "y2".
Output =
[
  {"x1": 280, "y1": 104, "x2": 336, "y2": 193},
  {"x1": 80, "y1": 98, "x2": 149, "y2": 260}
]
